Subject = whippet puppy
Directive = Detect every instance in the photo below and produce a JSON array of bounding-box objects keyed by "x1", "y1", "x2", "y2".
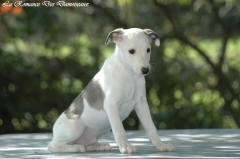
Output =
[{"x1": 48, "y1": 28, "x2": 174, "y2": 154}]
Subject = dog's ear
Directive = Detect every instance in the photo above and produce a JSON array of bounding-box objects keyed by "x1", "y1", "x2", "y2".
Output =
[
  {"x1": 105, "y1": 28, "x2": 124, "y2": 45},
  {"x1": 143, "y1": 29, "x2": 160, "y2": 47}
]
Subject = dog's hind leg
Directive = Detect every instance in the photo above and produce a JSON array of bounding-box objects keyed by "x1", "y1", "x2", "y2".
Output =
[
  {"x1": 74, "y1": 127, "x2": 112, "y2": 152},
  {"x1": 48, "y1": 143, "x2": 86, "y2": 153},
  {"x1": 48, "y1": 113, "x2": 86, "y2": 153}
]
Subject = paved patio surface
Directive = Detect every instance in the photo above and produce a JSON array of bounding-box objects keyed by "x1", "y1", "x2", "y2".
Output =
[{"x1": 0, "y1": 129, "x2": 240, "y2": 158}]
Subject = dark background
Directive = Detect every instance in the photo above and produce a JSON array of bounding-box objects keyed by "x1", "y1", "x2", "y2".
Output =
[{"x1": 0, "y1": 0, "x2": 240, "y2": 134}]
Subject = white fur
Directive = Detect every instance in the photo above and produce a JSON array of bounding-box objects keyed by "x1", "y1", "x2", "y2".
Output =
[{"x1": 48, "y1": 28, "x2": 174, "y2": 154}]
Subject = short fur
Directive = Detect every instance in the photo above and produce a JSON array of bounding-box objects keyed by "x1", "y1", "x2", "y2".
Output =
[
  {"x1": 48, "y1": 28, "x2": 174, "y2": 154},
  {"x1": 64, "y1": 78, "x2": 104, "y2": 119}
]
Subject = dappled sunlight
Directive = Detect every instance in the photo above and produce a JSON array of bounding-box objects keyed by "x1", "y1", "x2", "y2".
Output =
[
  {"x1": 128, "y1": 138, "x2": 150, "y2": 142},
  {"x1": 1, "y1": 129, "x2": 240, "y2": 158},
  {"x1": 173, "y1": 134, "x2": 210, "y2": 138},
  {"x1": 0, "y1": 147, "x2": 47, "y2": 151},
  {"x1": 220, "y1": 134, "x2": 240, "y2": 138},
  {"x1": 215, "y1": 146, "x2": 240, "y2": 149}
]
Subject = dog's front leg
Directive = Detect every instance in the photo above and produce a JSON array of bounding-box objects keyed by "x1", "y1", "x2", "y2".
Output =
[
  {"x1": 135, "y1": 97, "x2": 175, "y2": 152},
  {"x1": 105, "y1": 98, "x2": 136, "y2": 154}
]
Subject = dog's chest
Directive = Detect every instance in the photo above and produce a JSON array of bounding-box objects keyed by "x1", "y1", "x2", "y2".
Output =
[
  {"x1": 118, "y1": 85, "x2": 138, "y2": 121},
  {"x1": 119, "y1": 101, "x2": 135, "y2": 121}
]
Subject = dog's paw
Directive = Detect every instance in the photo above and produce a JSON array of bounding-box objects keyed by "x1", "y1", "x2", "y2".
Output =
[
  {"x1": 101, "y1": 143, "x2": 112, "y2": 151},
  {"x1": 76, "y1": 145, "x2": 86, "y2": 152},
  {"x1": 85, "y1": 143, "x2": 112, "y2": 151},
  {"x1": 156, "y1": 143, "x2": 175, "y2": 152},
  {"x1": 119, "y1": 142, "x2": 136, "y2": 154}
]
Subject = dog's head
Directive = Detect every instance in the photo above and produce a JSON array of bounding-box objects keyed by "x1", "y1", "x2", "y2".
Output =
[{"x1": 106, "y1": 28, "x2": 160, "y2": 76}]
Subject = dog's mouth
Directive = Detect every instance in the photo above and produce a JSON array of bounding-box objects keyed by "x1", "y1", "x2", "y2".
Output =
[{"x1": 142, "y1": 70, "x2": 150, "y2": 76}]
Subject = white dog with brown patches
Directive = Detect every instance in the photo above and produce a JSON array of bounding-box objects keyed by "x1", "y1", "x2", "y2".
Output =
[{"x1": 48, "y1": 28, "x2": 174, "y2": 154}]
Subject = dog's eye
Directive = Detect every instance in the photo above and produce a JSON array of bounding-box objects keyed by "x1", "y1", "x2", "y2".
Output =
[
  {"x1": 147, "y1": 48, "x2": 151, "y2": 53},
  {"x1": 128, "y1": 49, "x2": 135, "y2": 55}
]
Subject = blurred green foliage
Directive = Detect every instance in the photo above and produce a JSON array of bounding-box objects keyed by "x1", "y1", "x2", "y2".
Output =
[{"x1": 0, "y1": 0, "x2": 240, "y2": 134}]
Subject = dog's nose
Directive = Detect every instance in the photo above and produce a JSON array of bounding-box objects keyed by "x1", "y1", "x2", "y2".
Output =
[{"x1": 141, "y1": 67, "x2": 149, "y2": 74}]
